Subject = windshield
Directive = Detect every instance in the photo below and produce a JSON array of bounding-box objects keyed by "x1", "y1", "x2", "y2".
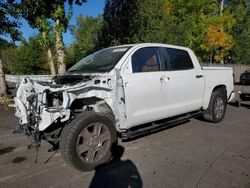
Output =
[{"x1": 67, "y1": 46, "x2": 132, "y2": 73}]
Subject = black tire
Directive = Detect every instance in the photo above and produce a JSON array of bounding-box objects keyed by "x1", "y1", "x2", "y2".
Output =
[
  {"x1": 235, "y1": 100, "x2": 241, "y2": 107},
  {"x1": 203, "y1": 90, "x2": 227, "y2": 123},
  {"x1": 60, "y1": 111, "x2": 117, "y2": 171}
]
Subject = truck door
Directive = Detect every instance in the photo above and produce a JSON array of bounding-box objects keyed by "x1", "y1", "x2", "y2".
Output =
[
  {"x1": 121, "y1": 47, "x2": 170, "y2": 128},
  {"x1": 164, "y1": 47, "x2": 204, "y2": 116}
]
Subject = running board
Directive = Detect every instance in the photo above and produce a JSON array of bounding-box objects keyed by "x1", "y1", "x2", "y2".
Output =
[{"x1": 121, "y1": 111, "x2": 202, "y2": 140}]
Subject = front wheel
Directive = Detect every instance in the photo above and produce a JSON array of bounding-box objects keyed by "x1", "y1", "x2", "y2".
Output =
[
  {"x1": 203, "y1": 90, "x2": 227, "y2": 123},
  {"x1": 60, "y1": 112, "x2": 117, "y2": 171}
]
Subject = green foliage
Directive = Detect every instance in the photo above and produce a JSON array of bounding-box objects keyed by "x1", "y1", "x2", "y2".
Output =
[
  {"x1": 100, "y1": 0, "x2": 214, "y2": 49},
  {"x1": 10, "y1": 35, "x2": 48, "y2": 74},
  {"x1": 0, "y1": 1, "x2": 21, "y2": 41},
  {"x1": 20, "y1": 0, "x2": 85, "y2": 32},
  {"x1": 132, "y1": 0, "x2": 166, "y2": 43},
  {"x1": 200, "y1": 7, "x2": 236, "y2": 62},
  {"x1": 0, "y1": 47, "x2": 16, "y2": 73},
  {"x1": 201, "y1": 25, "x2": 234, "y2": 62},
  {"x1": 227, "y1": 0, "x2": 250, "y2": 64},
  {"x1": 0, "y1": 38, "x2": 14, "y2": 51},
  {"x1": 19, "y1": 0, "x2": 57, "y2": 49},
  {"x1": 71, "y1": 15, "x2": 102, "y2": 53},
  {"x1": 97, "y1": 0, "x2": 250, "y2": 64},
  {"x1": 99, "y1": 0, "x2": 141, "y2": 47},
  {"x1": 0, "y1": 39, "x2": 14, "y2": 73},
  {"x1": 160, "y1": 0, "x2": 218, "y2": 60},
  {"x1": 0, "y1": 97, "x2": 14, "y2": 110},
  {"x1": 65, "y1": 16, "x2": 102, "y2": 67},
  {"x1": 0, "y1": 1, "x2": 21, "y2": 96},
  {"x1": 1, "y1": 0, "x2": 249, "y2": 77}
]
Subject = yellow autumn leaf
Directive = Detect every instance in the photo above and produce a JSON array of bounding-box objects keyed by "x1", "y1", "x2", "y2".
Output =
[{"x1": 201, "y1": 24, "x2": 234, "y2": 62}]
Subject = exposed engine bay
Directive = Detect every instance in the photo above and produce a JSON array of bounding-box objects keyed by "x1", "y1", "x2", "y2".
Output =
[{"x1": 13, "y1": 73, "x2": 124, "y2": 151}]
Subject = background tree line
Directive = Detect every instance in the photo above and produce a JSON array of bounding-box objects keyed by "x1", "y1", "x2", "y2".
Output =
[
  {"x1": 1, "y1": 0, "x2": 250, "y2": 96},
  {"x1": 66, "y1": 0, "x2": 250, "y2": 66}
]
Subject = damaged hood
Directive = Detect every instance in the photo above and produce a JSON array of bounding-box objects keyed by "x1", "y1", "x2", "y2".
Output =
[
  {"x1": 52, "y1": 74, "x2": 92, "y2": 85},
  {"x1": 22, "y1": 73, "x2": 113, "y2": 93}
]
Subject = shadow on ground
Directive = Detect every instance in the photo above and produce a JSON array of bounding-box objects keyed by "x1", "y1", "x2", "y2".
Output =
[
  {"x1": 89, "y1": 145, "x2": 142, "y2": 188},
  {"x1": 240, "y1": 103, "x2": 250, "y2": 109},
  {"x1": 12, "y1": 157, "x2": 26, "y2": 163},
  {"x1": 229, "y1": 101, "x2": 250, "y2": 109},
  {"x1": 0, "y1": 146, "x2": 15, "y2": 156}
]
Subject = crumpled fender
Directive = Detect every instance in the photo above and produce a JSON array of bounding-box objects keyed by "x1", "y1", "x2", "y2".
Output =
[
  {"x1": 14, "y1": 76, "x2": 117, "y2": 131},
  {"x1": 14, "y1": 97, "x2": 28, "y2": 124}
]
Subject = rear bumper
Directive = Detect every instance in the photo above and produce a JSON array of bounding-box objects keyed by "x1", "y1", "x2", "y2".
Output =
[
  {"x1": 239, "y1": 93, "x2": 250, "y2": 101},
  {"x1": 228, "y1": 91, "x2": 235, "y2": 102}
]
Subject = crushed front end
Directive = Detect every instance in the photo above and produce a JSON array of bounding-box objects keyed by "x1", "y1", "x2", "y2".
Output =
[
  {"x1": 14, "y1": 78, "x2": 73, "y2": 150},
  {"x1": 13, "y1": 75, "x2": 114, "y2": 151}
]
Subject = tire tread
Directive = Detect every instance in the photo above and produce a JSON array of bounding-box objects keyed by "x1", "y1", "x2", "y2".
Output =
[
  {"x1": 203, "y1": 89, "x2": 227, "y2": 123},
  {"x1": 59, "y1": 111, "x2": 117, "y2": 171}
]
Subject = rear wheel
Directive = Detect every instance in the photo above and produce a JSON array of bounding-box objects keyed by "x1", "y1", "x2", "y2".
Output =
[
  {"x1": 235, "y1": 100, "x2": 241, "y2": 107},
  {"x1": 60, "y1": 111, "x2": 117, "y2": 171},
  {"x1": 203, "y1": 90, "x2": 227, "y2": 123}
]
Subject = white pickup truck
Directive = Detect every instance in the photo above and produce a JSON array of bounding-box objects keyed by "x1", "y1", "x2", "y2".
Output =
[{"x1": 14, "y1": 43, "x2": 235, "y2": 171}]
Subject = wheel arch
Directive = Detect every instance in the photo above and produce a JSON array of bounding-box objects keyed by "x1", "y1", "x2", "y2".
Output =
[
  {"x1": 70, "y1": 97, "x2": 114, "y2": 114},
  {"x1": 69, "y1": 97, "x2": 117, "y2": 128},
  {"x1": 203, "y1": 84, "x2": 227, "y2": 110},
  {"x1": 213, "y1": 85, "x2": 227, "y2": 97}
]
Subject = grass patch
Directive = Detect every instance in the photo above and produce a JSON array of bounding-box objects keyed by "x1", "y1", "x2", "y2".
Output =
[{"x1": 0, "y1": 97, "x2": 14, "y2": 110}]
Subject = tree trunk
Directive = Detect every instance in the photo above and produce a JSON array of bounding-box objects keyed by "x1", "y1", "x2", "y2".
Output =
[
  {"x1": 0, "y1": 58, "x2": 7, "y2": 97},
  {"x1": 55, "y1": 19, "x2": 66, "y2": 75},
  {"x1": 47, "y1": 48, "x2": 56, "y2": 76},
  {"x1": 219, "y1": 0, "x2": 225, "y2": 64},
  {"x1": 42, "y1": 32, "x2": 56, "y2": 76},
  {"x1": 220, "y1": 0, "x2": 224, "y2": 15}
]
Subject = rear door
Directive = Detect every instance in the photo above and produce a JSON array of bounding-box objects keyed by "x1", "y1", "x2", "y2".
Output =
[
  {"x1": 163, "y1": 48, "x2": 204, "y2": 116},
  {"x1": 121, "y1": 47, "x2": 170, "y2": 128}
]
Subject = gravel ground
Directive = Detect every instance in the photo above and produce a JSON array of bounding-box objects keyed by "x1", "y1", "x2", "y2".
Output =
[{"x1": 0, "y1": 102, "x2": 250, "y2": 188}]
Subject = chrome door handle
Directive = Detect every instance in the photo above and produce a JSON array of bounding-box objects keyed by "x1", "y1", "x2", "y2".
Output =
[
  {"x1": 196, "y1": 75, "x2": 203, "y2": 78},
  {"x1": 160, "y1": 76, "x2": 170, "y2": 82}
]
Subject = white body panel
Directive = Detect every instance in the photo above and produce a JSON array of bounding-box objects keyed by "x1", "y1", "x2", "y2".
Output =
[
  {"x1": 164, "y1": 69, "x2": 204, "y2": 116},
  {"x1": 202, "y1": 67, "x2": 234, "y2": 109},
  {"x1": 14, "y1": 43, "x2": 235, "y2": 132},
  {"x1": 122, "y1": 71, "x2": 170, "y2": 127},
  {"x1": 118, "y1": 43, "x2": 234, "y2": 128}
]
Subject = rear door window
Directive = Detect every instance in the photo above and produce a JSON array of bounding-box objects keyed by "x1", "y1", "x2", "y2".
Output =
[{"x1": 166, "y1": 48, "x2": 194, "y2": 71}]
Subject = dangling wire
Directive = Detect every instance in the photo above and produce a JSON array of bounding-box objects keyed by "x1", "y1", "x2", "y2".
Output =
[
  {"x1": 35, "y1": 147, "x2": 39, "y2": 164},
  {"x1": 44, "y1": 150, "x2": 59, "y2": 164}
]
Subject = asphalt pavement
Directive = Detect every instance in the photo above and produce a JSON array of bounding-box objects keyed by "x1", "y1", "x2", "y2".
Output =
[{"x1": 0, "y1": 102, "x2": 250, "y2": 188}]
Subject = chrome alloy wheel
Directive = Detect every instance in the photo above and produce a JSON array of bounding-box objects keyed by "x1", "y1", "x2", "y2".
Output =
[
  {"x1": 76, "y1": 122, "x2": 111, "y2": 164},
  {"x1": 214, "y1": 97, "x2": 225, "y2": 119}
]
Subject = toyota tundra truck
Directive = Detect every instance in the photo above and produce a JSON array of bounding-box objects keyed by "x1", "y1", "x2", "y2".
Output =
[{"x1": 14, "y1": 43, "x2": 235, "y2": 171}]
